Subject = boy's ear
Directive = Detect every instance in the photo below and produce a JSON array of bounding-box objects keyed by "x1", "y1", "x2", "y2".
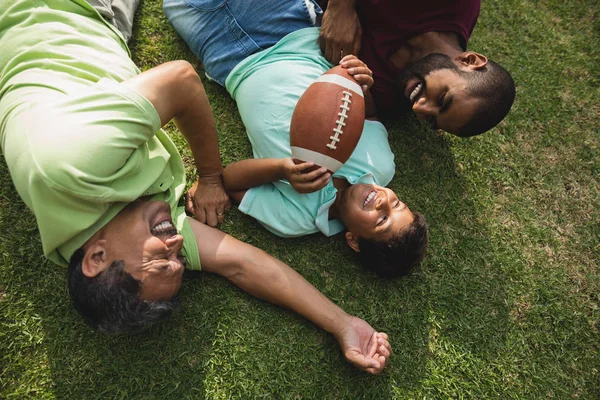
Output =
[
  {"x1": 345, "y1": 231, "x2": 360, "y2": 253},
  {"x1": 82, "y1": 239, "x2": 111, "y2": 278}
]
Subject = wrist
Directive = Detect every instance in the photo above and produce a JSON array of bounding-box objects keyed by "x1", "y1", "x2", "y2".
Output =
[
  {"x1": 197, "y1": 169, "x2": 224, "y2": 184},
  {"x1": 328, "y1": 0, "x2": 356, "y2": 10},
  {"x1": 327, "y1": 308, "x2": 352, "y2": 339},
  {"x1": 278, "y1": 158, "x2": 290, "y2": 180},
  {"x1": 329, "y1": 0, "x2": 355, "y2": 6}
]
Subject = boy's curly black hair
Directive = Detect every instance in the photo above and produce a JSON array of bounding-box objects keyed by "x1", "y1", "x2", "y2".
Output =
[{"x1": 356, "y1": 211, "x2": 429, "y2": 278}]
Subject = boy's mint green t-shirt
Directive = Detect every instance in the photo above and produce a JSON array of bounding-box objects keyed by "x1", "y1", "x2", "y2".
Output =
[
  {"x1": 226, "y1": 28, "x2": 395, "y2": 238},
  {"x1": 0, "y1": 0, "x2": 200, "y2": 268}
]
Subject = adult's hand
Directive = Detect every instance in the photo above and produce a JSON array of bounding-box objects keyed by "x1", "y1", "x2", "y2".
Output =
[
  {"x1": 335, "y1": 316, "x2": 391, "y2": 374},
  {"x1": 319, "y1": 0, "x2": 362, "y2": 65},
  {"x1": 186, "y1": 174, "x2": 231, "y2": 227}
]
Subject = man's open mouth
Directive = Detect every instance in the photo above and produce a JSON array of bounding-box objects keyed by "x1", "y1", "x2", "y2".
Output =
[
  {"x1": 408, "y1": 81, "x2": 424, "y2": 104},
  {"x1": 151, "y1": 220, "x2": 177, "y2": 237}
]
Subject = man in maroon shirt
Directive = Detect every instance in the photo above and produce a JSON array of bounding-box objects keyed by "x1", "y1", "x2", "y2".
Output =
[{"x1": 317, "y1": 0, "x2": 515, "y2": 137}]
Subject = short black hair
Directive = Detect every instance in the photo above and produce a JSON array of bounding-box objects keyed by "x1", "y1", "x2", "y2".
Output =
[
  {"x1": 356, "y1": 211, "x2": 429, "y2": 278},
  {"x1": 67, "y1": 248, "x2": 179, "y2": 334},
  {"x1": 458, "y1": 59, "x2": 516, "y2": 137}
]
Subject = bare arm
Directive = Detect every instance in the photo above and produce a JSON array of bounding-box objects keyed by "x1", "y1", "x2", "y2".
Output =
[
  {"x1": 223, "y1": 158, "x2": 331, "y2": 203},
  {"x1": 223, "y1": 158, "x2": 286, "y2": 201},
  {"x1": 319, "y1": 0, "x2": 362, "y2": 64},
  {"x1": 122, "y1": 61, "x2": 230, "y2": 227},
  {"x1": 188, "y1": 217, "x2": 391, "y2": 374}
]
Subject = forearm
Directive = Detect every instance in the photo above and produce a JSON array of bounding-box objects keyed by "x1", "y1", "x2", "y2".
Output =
[
  {"x1": 172, "y1": 70, "x2": 222, "y2": 178},
  {"x1": 326, "y1": 0, "x2": 355, "y2": 9},
  {"x1": 223, "y1": 158, "x2": 286, "y2": 192},
  {"x1": 190, "y1": 219, "x2": 350, "y2": 335},
  {"x1": 122, "y1": 61, "x2": 223, "y2": 178},
  {"x1": 220, "y1": 239, "x2": 350, "y2": 336}
]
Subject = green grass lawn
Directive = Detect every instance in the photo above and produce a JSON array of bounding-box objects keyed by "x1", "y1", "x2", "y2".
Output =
[{"x1": 1, "y1": 0, "x2": 599, "y2": 398}]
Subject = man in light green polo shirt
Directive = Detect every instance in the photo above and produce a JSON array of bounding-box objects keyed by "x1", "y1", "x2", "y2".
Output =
[{"x1": 0, "y1": 0, "x2": 391, "y2": 374}]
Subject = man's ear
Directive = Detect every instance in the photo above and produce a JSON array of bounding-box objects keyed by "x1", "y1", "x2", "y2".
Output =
[
  {"x1": 82, "y1": 240, "x2": 110, "y2": 278},
  {"x1": 345, "y1": 231, "x2": 361, "y2": 253},
  {"x1": 456, "y1": 51, "x2": 488, "y2": 70}
]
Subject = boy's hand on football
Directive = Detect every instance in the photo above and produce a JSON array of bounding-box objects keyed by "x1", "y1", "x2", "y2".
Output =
[
  {"x1": 340, "y1": 55, "x2": 373, "y2": 93},
  {"x1": 284, "y1": 158, "x2": 331, "y2": 194}
]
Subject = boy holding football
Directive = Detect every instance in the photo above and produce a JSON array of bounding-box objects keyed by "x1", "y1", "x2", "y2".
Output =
[{"x1": 164, "y1": 0, "x2": 429, "y2": 277}]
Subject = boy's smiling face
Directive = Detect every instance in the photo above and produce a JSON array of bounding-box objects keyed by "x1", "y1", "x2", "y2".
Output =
[{"x1": 337, "y1": 184, "x2": 414, "y2": 242}]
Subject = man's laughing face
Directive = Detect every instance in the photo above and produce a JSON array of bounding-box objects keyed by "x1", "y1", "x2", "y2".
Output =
[{"x1": 397, "y1": 53, "x2": 478, "y2": 135}]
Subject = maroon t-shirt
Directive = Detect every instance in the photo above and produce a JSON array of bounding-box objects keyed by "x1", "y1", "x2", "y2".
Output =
[{"x1": 354, "y1": 0, "x2": 480, "y2": 118}]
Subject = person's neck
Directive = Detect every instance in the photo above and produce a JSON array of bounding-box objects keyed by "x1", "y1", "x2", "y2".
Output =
[
  {"x1": 328, "y1": 177, "x2": 351, "y2": 220},
  {"x1": 390, "y1": 31, "x2": 464, "y2": 70}
]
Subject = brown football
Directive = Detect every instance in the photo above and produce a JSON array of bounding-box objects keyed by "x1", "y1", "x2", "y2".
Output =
[{"x1": 290, "y1": 65, "x2": 365, "y2": 173}]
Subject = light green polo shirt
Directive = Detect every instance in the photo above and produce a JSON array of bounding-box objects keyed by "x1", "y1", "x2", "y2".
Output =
[
  {"x1": 0, "y1": 0, "x2": 200, "y2": 269},
  {"x1": 226, "y1": 28, "x2": 395, "y2": 238}
]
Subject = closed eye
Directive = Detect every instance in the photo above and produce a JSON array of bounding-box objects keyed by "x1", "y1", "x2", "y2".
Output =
[
  {"x1": 438, "y1": 92, "x2": 446, "y2": 107},
  {"x1": 377, "y1": 215, "x2": 388, "y2": 226},
  {"x1": 393, "y1": 199, "x2": 407, "y2": 211},
  {"x1": 439, "y1": 92, "x2": 454, "y2": 114}
]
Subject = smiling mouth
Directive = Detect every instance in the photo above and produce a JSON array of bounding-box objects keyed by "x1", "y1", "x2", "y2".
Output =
[
  {"x1": 363, "y1": 190, "x2": 377, "y2": 208},
  {"x1": 151, "y1": 220, "x2": 177, "y2": 237},
  {"x1": 408, "y1": 81, "x2": 424, "y2": 104}
]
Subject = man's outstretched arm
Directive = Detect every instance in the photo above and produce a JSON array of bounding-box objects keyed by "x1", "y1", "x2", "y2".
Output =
[
  {"x1": 188, "y1": 217, "x2": 391, "y2": 374},
  {"x1": 122, "y1": 61, "x2": 230, "y2": 227}
]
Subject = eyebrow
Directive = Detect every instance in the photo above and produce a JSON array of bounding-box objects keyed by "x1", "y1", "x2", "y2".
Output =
[{"x1": 440, "y1": 93, "x2": 454, "y2": 114}]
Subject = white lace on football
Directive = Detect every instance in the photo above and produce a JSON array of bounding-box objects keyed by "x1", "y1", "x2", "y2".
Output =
[{"x1": 327, "y1": 91, "x2": 352, "y2": 150}]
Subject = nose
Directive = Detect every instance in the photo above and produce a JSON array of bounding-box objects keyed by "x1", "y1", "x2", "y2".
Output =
[
  {"x1": 165, "y1": 235, "x2": 184, "y2": 256},
  {"x1": 375, "y1": 191, "x2": 390, "y2": 211},
  {"x1": 412, "y1": 96, "x2": 437, "y2": 120}
]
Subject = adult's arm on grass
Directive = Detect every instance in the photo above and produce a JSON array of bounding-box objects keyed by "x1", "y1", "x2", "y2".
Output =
[
  {"x1": 122, "y1": 60, "x2": 230, "y2": 227},
  {"x1": 188, "y1": 217, "x2": 391, "y2": 374},
  {"x1": 223, "y1": 158, "x2": 331, "y2": 203}
]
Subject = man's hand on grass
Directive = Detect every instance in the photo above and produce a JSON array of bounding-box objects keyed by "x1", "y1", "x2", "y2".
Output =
[{"x1": 336, "y1": 315, "x2": 392, "y2": 374}]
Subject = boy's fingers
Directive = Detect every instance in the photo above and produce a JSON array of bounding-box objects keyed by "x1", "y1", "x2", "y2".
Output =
[
  {"x1": 303, "y1": 167, "x2": 329, "y2": 181},
  {"x1": 294, "y1": 161, "x2": 316, "y2": 173},
  {"x1": 307, "y1": 173, "x2": 331, "y2": 191},
  {"x1": 317, "y1": 173, "x2": 331, "y2": 188}
]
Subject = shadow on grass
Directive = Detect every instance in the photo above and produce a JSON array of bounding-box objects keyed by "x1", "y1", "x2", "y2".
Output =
[{"x1": 383, "y1": 115, "x2": 513, "y2": 391}]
